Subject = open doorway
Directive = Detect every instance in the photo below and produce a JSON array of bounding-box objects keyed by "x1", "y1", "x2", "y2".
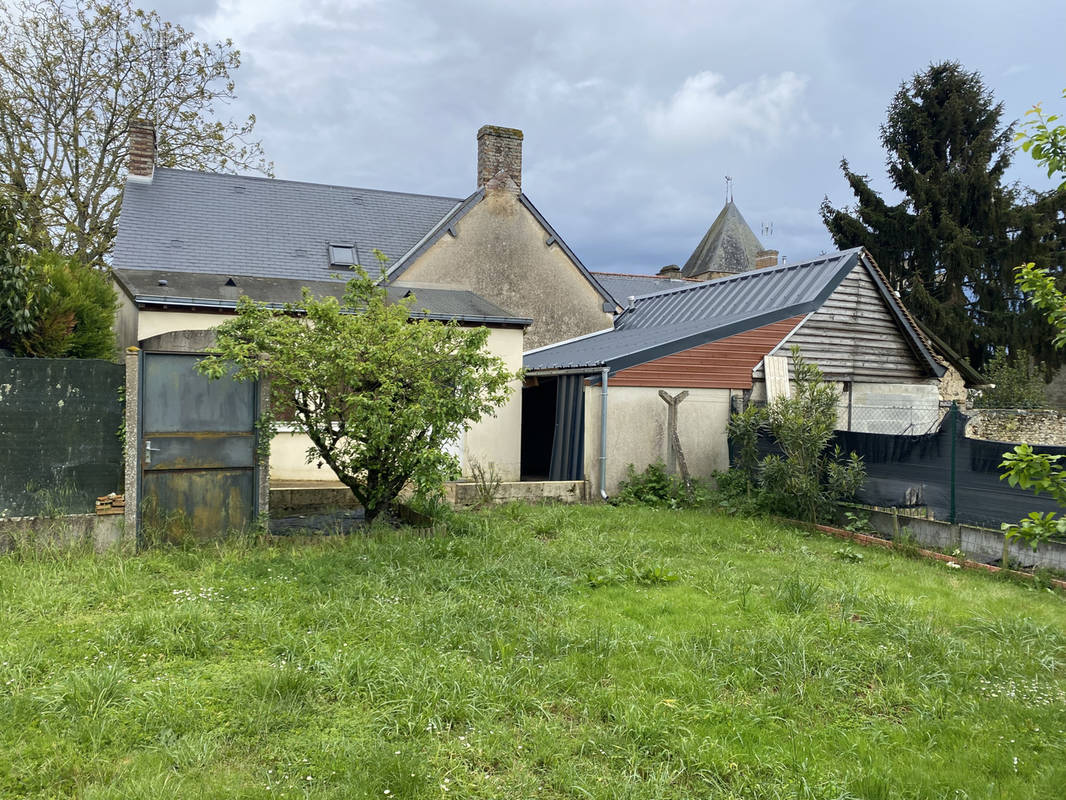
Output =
[{"x1": 521, "y1": 374, "x2": 586, "y2": 481}]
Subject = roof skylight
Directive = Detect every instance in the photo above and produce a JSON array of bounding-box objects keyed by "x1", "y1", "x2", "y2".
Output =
[{"x1": 328, "y1": 243, "x2": 357, "y2": 268}]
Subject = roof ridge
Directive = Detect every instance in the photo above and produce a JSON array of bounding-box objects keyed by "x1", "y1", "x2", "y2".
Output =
[
  {"x1": 591, "y1": 270, "x2": 699, "y2": 281},
  {"x1": 151, "y1": 166, "x2": 464, "y2": 204},
  {"x1": 628, "y1": 247, "x2": 865, "y2": 305}
]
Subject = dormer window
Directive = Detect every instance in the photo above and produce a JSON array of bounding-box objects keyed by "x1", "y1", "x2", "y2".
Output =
[{"x1": 328, "y1": 243, "x2": 357, "y2": 267}]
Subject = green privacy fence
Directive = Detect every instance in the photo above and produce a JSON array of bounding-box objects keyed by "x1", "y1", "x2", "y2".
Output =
[{"x1": 0, "y1": 357, "x2": 124, "y2": 517}]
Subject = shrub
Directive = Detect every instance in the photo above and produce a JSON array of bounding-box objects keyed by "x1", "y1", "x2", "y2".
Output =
[
  {"x1": 719, "y1": 348, "x2": 866, "y2": 524},
  {"x1": 612, "y1": 461, "x2": 709, "y2": 509}
]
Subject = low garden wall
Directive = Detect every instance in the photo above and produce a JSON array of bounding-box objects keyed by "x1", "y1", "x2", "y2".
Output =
[
  {"x1": 860, "y1": 507, "x2": 1066, "y2": 573},
  {"x1": 0, "y1": 513, "x2": 129, "y2": 554}
]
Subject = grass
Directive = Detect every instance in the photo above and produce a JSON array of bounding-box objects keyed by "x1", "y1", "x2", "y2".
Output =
[{"x1": 1, "y1": 503, "x2": 1065, "y2": 799}]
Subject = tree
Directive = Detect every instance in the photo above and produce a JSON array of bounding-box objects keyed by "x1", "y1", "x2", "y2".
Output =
[
  {"x1": 0, "y1": 0, "x2": 270, "y2": 266},
  {"x1": 198, "y1": 262, "x2": 516, "y2": 523},
  {"x1": 996, "y1": 103, "x2": 1066, "y2": 556},
  {"x1": 722, "y1": 347, "x2": 865, "y2": 524},
  {"x1": 971, "y1": 346, "x2": 1047, "y2": 409},
  {"x1": 1018, "y1": 88, "x2": 1066, "y2": 192},
  {"x1": 0, "y1": 192, "x2": 115, "y2": 357},
  {"x1": 821, "y1": 61, "x2": 1065, "y2": 370}
]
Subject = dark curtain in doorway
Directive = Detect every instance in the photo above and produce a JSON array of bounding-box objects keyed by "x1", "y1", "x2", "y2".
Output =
[{"x1": 548, "y1": 375, "x2": 585, "y2": 481}]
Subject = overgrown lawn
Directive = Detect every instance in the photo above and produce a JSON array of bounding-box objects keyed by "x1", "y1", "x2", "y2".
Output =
[{"x1": 2, "y1": 504, "x2": 1065, "y2": 798}]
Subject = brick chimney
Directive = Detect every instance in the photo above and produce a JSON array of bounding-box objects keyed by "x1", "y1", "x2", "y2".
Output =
[
  {"x1": 128, "y1": 119, "x2": 156, "y2": 182},
  {"x1": 477, "y1": 125, "x2": 522, "y2": 193},
  {"x1": 755, "y1": 249, "x2": 779, "y2": 270}
]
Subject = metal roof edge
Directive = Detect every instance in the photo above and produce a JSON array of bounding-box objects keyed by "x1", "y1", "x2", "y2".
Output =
[
  {"x1": 383, "y1": 189, "x2": 484, "y2": 282},
  {"x1": 523, "y1": 326, "x2": 615, "y2": 356},
  {"x1": 517, "y1": 193, "x2": 620, "y2": 309},
  {"x1": 858, "y1": 251, "x2": 946, "y2": 378}
]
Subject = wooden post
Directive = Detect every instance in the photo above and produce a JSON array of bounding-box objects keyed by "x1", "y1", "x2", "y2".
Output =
[{"x1": 658, "y1": 390, "x2": 690, "y2": 479}]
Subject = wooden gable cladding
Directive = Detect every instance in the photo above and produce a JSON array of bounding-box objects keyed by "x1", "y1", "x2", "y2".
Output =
[
  {"x1": 609, "y1": 316, "x2": 804, "y2": 389},
  {"x1": 756, "y1": 264, "x2": 929, "y2": 382}
]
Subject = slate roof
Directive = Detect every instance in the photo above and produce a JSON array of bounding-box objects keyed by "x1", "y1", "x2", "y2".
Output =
[
  {"x1": 525, "y1": 248, "x2": 943, "y2": 377},
  {"x1": 114, "y1": 268, "x2": 531, "y2": 326},
  {"x1": 590, "y1": 272, "x2": 696, "y2": 306},
  {"x1": 682, "y1": 200, "x2": 765, "y2": 278},
  {"x1": 113, "y1": 168, "x2": 462, "y2": 280}
]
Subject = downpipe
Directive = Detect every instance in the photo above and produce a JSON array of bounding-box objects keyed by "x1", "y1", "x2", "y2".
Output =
[{"x1": 599, "y1": 366, "x2": 609, "y2": 501}]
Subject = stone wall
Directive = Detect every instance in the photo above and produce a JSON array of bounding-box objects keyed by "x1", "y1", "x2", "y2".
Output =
[{"x1": 965, "y1": 409, "x2": 1066, "y2": 446}]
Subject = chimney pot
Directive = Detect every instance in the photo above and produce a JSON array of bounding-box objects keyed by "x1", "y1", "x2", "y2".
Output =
[
  {"x1": 477, "y1": 125, "x2": 523, "y2": 193},
  {"x1": 128, "y1": 119, "x2": 156, "y2": 182}
]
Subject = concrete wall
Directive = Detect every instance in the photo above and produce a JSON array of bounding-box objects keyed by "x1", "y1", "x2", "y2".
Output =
[
  {"x1": 751, "y1": 378, "x2": 942, "y2": 436},
  {"x1": 862, "y1": 508, "x2": 1066, "y2": 572},
  {"x1": 846, "y1": 381, "x2": 942, "y2": 435},
  {"x1": 137, "y1": 309, "x2": 233, "y2": 342},
  {"x1": 0, "y1": 513, "x2": 128, "y2": 554},
  {"x1": 463, "y1": 327, "x2": 524, "y2": 480},
  {"x1": 584, "y1": 384, "x2": 731, "y2": 496},
  {"x1": 114, "y1": 289, "x2": 140, "y2": 353},
  {"x1": 395, "y1": 189, "x2": 614, "y2": 350}
]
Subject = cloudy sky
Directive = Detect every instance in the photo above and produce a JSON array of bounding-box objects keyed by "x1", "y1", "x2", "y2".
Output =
[{"x1": 156, "y1": 0, "x2": 1064, "y2": 274}]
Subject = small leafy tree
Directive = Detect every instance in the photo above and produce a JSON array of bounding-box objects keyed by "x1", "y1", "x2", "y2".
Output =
[
  {"x1": 1017, "y1": 88, "x2": 1066, "y2": 192},
  {"x1": 721, "y1": 348, "x2": 865, "y2": 523},
  {"x1": 996, "y1": 92, "x2": 1066, "y2": 555},
  {"x1": 971, "y1": 347, "x2": 1047, "y2": 409},
  {"x1": 1000, "y1": 263, "x2": 1066, "y2": 551},
  {"x1": 198, "y1": 262, "x2": 516, "y2": 523},
  {"x1": 761, "y1": 348, "x2": 864, "y2": 524}
]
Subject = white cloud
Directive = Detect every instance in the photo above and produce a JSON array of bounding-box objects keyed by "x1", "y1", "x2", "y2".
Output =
[{"x1": 646, "y1": 71, "x2": 812, "y2": 148}]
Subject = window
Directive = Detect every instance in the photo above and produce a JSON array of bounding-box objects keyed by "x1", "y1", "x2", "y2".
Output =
[{"x1": 328, "y1": 243, "x2": 357, "y2": 267}]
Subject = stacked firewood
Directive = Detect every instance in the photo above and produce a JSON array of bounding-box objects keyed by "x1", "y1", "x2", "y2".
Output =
[{"x1": 95, "y1": 493, "x2": 125, "y2": 515}]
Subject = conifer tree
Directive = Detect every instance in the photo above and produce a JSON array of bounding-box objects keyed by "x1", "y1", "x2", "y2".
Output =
[{"x1": 821, "y1": 61, "x2": 1065, "y2": 369}]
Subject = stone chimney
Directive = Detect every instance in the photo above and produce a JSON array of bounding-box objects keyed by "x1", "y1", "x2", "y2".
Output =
[
  {"x1": 755, "y1": 249, "x2": 779, "y2": 270},
  {"x1": 477, "y1": 125, "x2": 523, "y2": 193},
  {"x1": 657, "y1": 264, "x2": 681, "y2": 278},
  {"x1": 128, "y1": 119, "x2": 156, "y2": 182}
]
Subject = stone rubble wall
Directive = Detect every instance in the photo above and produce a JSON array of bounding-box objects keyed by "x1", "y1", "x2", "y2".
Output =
[{"x1": 965, "y1": 409, "x2": 1066, "y2": 446}]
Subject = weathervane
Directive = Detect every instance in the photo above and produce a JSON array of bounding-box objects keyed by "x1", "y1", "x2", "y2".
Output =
[{"x1": 725, "y1": 175, "x2": 733, "y2": 203}]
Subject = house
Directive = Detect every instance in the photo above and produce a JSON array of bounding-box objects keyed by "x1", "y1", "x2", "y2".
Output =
[
  {"x1": 112, "y1": 122, "x2": 616, "y2": 482},
  {"x1": 523, "y1": 247, "x2": 970, "y2": 495}
]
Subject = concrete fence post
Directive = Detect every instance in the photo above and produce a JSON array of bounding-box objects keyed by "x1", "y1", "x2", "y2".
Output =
[{"x1": 123, "y1": 348, "x2": 140, "y2": 546}]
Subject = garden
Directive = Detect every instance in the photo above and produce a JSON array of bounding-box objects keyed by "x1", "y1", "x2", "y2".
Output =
[{"x1": 2, "y1": 502, "x2": 1065, "y2": 798}]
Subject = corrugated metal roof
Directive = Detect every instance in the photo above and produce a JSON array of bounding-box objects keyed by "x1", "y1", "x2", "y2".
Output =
[
  {"x1": 618, "y1": 249, "x2": 862, "y2": 331},
  {"x1": 114, "y1": 268, "x2": 531, "y2": 326},
  {"x1": 526, "y1": 247, "x2": 936, "y2": 375},
  {"x1": 591, "y1": 272, "x2": 695, "y2": 305},
  {"x1": 113, "y1": 168, "x2": 461, "y2": 280}
]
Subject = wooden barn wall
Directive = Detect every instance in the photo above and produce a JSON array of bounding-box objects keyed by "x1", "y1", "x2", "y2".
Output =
[
  {"x1": 755, "y1": 266, "x2": 927, "y2": 383},
  {"x1": 609, "y1": 316, "x2": 803, "y2": 389}
]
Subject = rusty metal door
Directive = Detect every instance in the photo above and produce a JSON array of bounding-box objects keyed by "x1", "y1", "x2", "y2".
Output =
[{"x1": 139, "y1": 351, "x2": 259, "y2": 540}]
